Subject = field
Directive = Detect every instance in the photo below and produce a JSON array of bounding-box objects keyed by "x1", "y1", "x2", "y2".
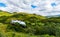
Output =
[{"x1": 0, "y1": 10, "x2": 60, "y2": 37}]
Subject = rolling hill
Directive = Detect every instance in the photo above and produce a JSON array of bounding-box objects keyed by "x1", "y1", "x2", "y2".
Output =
[{"x1": 0, "y1": 10, "x2": 60, "y2": 37}]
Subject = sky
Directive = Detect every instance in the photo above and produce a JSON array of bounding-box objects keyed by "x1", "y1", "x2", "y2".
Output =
[
  {"x1": 0, "y1": 3, "x2": 6, "y2": 7},
  {"x1": 0, "y1": 0, "x2": 60, "y2": 16}
]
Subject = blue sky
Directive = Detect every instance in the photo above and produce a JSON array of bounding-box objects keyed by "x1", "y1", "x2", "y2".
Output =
[
  {"x1": 51, "y1": 2, "x2": 57, "y2": 7},
  {"x1": 31, "y1": 5, "x2": 37, "y2": 8},
  {"x1": 0, "y1": 3, "x2": 6, "y2": 7},
  {"x1": 0, "y1": 0, "x2": 60, "y2": 16}
]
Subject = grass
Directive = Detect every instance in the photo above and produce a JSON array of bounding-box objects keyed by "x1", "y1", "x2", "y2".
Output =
[
  {"x1": 0, "y1": 23, "x2": 40, "y2": 37},
  {"x1": 0, "y1": 11, "x2": 57, "y2": 37},
  {"x1": 0, "y1": 12, "x2": 13, "y2": 16}
]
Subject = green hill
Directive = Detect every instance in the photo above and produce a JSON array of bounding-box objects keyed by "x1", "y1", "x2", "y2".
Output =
[{"x1": 0, "y1": 10, "x2": 60, "y2": 37}]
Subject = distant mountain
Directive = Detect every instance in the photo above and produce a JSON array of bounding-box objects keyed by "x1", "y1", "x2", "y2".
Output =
[{"x1": 46, "y1": 14, "x2": 60, "y2": 18}]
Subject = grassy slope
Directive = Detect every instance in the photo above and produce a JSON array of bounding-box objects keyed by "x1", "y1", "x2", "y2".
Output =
[
  {"x1": 0, "y1": 12, "x2": 40, "y2": 37},
  {"x1": 0, "y1": 11, "x2": 57, "y2": 37},
  {"x1": 0, "y1": 23, "x2": 55, "y2": 37}
]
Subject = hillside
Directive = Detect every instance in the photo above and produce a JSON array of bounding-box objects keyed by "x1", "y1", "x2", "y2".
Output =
[{"x1": 0, "y1": 10, "x2": 60, "y2": 37}]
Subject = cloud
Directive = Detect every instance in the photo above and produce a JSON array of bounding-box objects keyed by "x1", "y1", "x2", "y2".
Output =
[{"x1": 0, "y1": 0, "x2": 60, "y2": 16}]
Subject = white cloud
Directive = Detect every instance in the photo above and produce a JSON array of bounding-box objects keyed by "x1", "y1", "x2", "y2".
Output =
[{"x1": 0, "y1": 0, "x2": 60, "y2": 16}]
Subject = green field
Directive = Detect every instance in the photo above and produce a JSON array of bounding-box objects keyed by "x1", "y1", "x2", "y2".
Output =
[{"x1": 0, "y1": 10, "x2": 60, "y2": 37}]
